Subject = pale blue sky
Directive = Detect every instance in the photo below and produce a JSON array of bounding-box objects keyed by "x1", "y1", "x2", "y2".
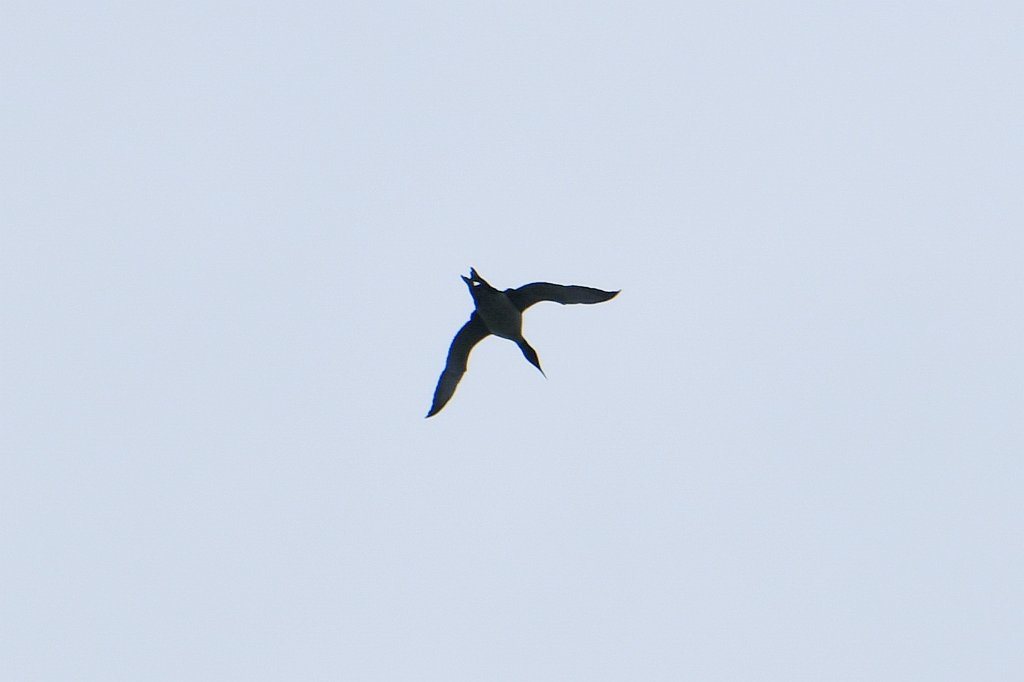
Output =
[{"x1": 3, "y1": 2, "x2": 1021, "y2": 680}]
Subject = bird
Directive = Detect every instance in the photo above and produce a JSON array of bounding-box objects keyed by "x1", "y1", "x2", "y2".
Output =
[{"x1": 426, "y1": 268, "x2": 619, "y2": 417}]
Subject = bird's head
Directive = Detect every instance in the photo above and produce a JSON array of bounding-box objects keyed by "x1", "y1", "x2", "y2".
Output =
[{"x1": 461, "y1": 267, "x2": 494, "y2": 298}]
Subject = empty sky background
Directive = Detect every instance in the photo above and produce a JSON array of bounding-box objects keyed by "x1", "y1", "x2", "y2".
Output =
[{"x1": 3, "y1": 2, "x2": 1021, "y2": 680}]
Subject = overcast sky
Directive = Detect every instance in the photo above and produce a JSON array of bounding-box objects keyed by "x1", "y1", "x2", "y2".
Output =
[{"x1": 3, "y1": 2, "x2": 1022, "y2": 680}]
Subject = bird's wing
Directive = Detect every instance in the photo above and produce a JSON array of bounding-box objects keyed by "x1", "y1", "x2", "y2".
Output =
[
  {"x1": 506, "y1": 283, "x2": 619, "y2": 312},
  {"x1": 426, "y1": 313, "x2": 489, "y2": 417}
]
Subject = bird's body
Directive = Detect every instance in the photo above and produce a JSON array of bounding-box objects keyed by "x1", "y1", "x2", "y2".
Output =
[
  {"x1": 472, "y1": 287, "x2": 522, "y2": 340},
  {"x1": 426, "y1": 268, "x2": 619, "y2": 417}
]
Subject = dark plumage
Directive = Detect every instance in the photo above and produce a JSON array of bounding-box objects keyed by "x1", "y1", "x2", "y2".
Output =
[{"x1": 426, "y1": 268, "x2": 619, "y2": 417}]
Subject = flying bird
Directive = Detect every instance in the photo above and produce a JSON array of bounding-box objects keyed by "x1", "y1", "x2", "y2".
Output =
[{"x1": 426, "y1": 268, "x2": 619, "y2": 417}]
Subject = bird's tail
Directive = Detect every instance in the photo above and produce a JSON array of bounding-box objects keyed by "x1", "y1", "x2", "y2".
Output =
[{"x1": 517, "y1": 339, "x2": 546, "y2": 377}]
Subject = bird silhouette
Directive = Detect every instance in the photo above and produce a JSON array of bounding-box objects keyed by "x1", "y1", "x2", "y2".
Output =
[{"x1": 426, "y1": 268, "x2": 619, "y2": 417}]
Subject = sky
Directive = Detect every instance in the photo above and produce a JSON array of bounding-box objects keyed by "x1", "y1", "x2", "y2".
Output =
[{"x1": 3, "y1": 1, "x2": 1022, "y2": 680}]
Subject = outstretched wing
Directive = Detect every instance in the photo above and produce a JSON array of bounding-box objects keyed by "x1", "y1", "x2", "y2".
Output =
[
  {"x1": 506, "y1": 282, "x2": 619, "y2": 312},
  {"x1": 426, "y1": 314, "x2": 489, "y2": 417}
]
